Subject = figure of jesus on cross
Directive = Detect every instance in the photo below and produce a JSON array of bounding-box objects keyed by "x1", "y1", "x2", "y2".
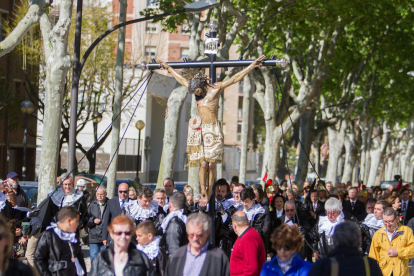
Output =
[{"x1": 159, "y1": 55, "x2": 265, "y2": 201}]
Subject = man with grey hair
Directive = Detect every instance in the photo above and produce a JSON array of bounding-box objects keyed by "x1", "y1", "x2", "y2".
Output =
[
  {"x1": 311, "y1": 197, "x2": 352, "y2": 259},
  {"x1": 165, "y1": 213, "x2": 230, "y2": 276},
  {"x1": 160, "y1": 192, "x2": 188, "y2": 256},
  {"x1": 309, "y1": 222, "x2": 382, "y2": 275},
  {"x1": 87, "y1": 186, "x2": 108, "y2": 262},
  {"x1": 369, "y1": 207, "x2": 414, "y2": 276}
]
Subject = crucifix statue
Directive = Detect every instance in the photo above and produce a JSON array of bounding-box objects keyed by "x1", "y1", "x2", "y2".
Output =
[
  {"x1": 158, "y1": 56, "x2": 265, "y2": 201},
  {"x1": 142, "y1": 19, "x2": 288, "y2": 243}
]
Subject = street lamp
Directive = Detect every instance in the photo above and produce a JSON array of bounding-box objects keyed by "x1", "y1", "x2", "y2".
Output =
[
  {"x1": 91, "y1": 112, "x2": 102, "y2": 174},
  {"x1": 67, "y1": 0, "x2": 220, "y2": 174},
  {"x1": 135, "y1": 120, "x2": 145, "y2": 179},
  {"x1": 20, "y1": 100, "x2": 34, "y2": 181}
]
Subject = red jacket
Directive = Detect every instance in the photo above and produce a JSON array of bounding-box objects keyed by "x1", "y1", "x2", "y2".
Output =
[{"x1": 230, "y1": 227, "x2": 266, "y2": 276}]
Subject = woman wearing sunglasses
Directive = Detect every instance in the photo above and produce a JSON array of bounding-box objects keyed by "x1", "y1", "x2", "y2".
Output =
[
  {"x1": 261, "y1": 224, "x2": 311, "y2": 276},
  {"x1": 90, "y1": 215, "x2": 154, "y2": 276}
]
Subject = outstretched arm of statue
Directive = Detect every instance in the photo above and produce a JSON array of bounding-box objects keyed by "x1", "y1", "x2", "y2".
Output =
[
  {"x1": 158, "y1": 61, "x2": 189, "y2": 88},
  {"x1": 220, "y1": 55, "x2": 265, "y2": 89}
]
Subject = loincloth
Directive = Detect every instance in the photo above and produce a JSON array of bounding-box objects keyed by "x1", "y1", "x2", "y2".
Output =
[{"x1": 186, "y1": 116, "x2": 224, "y2": 167}]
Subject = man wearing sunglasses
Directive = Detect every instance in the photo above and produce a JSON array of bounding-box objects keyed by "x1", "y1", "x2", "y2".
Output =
[{"x1": 102, "y1": 182, "x2": 130, "y2": 246}]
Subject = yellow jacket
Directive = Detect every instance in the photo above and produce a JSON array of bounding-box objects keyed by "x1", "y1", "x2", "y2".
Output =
[{"x1": 369, "y1": 224, "x2": 414, "y2": 276}]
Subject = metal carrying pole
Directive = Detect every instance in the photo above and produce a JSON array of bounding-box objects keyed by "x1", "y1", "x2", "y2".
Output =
[
  {"x1": 68, "y1": 0, "x2": 84, "y2": 176},
  {"x1": 207, "y1": 20, "x2": 217, "y2": 245}
]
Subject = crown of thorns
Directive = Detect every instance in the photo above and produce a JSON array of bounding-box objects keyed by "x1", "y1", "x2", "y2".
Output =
[{"x1": 181, "y1": 68, "x2": 210, "y2": 84}]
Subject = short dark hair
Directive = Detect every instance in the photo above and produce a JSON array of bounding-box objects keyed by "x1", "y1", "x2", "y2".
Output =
[
  {"x1": 400, "y1": 188, "x2": 410, "y2": 196},
  {"x1": 366, "y1": 198, "x2": 377, "y2": 205},
  {"x1": 241, "y1": 187, "x2": 255, "y2": 201},
  {"x1": 57, "y1": 206, "x2": 80, "y2": 223},
  {"x1": 137, "y1": 185, "x2": 153, "y2": 199},
  {"x1": 215, "y1": 178, "x2": 230, "y2": 193},
  {"x1": 170, "y1": 192, "x2": 186, "y2": 209},
  {"x1": 310, "y1": 189, "x2": 318, "y2": 195},
  {"x1": 332, "y1": 222, "x2": 361, "y2": 249},
  {"x1": 231, "y1": 176, "x2": 239, "y2": 183},
  {"x1": 163, "y1": 178, "x2": 175, "y2": 186},
  {"x1": 232, "y1": 183, "x2": 246, "y2": 190},
  {"x1": 348, "y1": 187, "x2": 357, "y2": 192},
  {"x1": 271, "y1": 194, "x2": 286, "y2": 207},
  {"x1": 136, "y1": 220, "x2": 156, "y2": 236}
]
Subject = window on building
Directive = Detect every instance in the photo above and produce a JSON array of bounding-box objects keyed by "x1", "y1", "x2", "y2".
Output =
[
  {"x1": 181, "y1": 24, "x2": 190, "y2": 35},
  {"x1": 180, "y1": 48, "x2": 189, "y2": 59},
  {"x1": 237, "y1": 122, "x2": 242, "y2": 141},
  {"x1": 238, "y1": 96, "x2": 243, "y2": 118},
  {"x1": 238, "y1": 80, "x2": 244, "y2": 93},
  {"x1": 146, "y1": 22, "x2": 157, "y2": 33},
  {"x1": 145, "y1": 46, "x2": 157, "y2": 58},
  {"x1": 146, "y1": 0, "x2": 159, "y2": 8}
]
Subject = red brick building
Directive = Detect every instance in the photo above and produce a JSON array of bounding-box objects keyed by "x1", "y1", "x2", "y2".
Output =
[{"x1": 0, "y1": 0, "x2": 37, "y2": 180}]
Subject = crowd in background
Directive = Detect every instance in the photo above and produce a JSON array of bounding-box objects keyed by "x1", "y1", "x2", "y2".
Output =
[{"x1": 1, "y1": 172, "x2": 414, "y2": 275}]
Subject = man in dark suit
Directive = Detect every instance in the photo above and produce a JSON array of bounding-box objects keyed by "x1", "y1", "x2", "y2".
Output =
[
  {"x1": 357, "y1": 198, "x2": 376, "y2": 221},
  {"x1": 400, "y1": 188, "x2": 414, "y2": 225},
  {"x1": 342, "y1": 187, "x2": 365, "y2": 218},
  {"x1": 102, "y1": 182, "x2": 129, "y2": 245},
  {"x1": 274, "y1": 200, "x2": 299, "y2": 231}
]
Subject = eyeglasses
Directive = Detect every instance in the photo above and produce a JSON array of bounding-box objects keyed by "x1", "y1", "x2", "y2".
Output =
[
  {"x1": 285, "y1": 209, "x2": 295, "y2": 212},
  {"x1": 113, "y1": 231, "x2": 131, "y2": 236},
  {"x1": 326, "y1": 211, "x2": 339, "y2": 216},
  {"x1": 275, "y1": 245, "x2": 291, "y2": 251},
  {"x1": 383, "y1": 219, "x2": 396, "y2": 224},
  {"x1": 118, "y1": 190, "x2": 128, "y2": 194},
  {"x1": 188, "y1": 233, "x2": 204, "y2": 239}
]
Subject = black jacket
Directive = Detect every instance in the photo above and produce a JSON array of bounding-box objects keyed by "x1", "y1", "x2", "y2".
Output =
[
  {"x1": 165, "y1": 244, "x2": 229, "y2": 276},
  {"x1": 34, "y1": 229, "x2": 86, "y2": 276},
  {"x1": 308, "y1": 247, "x2": 382, "y2": 276},
  {"x1": 399, "y1": 200, "x2": 414, "y2": 225},
  {"x1": 15, "y1": 185, "x2": 30, "y2": 207},
  {"x1": 250, "y1": 212, "x2": 266, "y2": 239},
  {"x1": 299, "y1": 200, "x2": 325, "y2": 232},
  {"x1": 102, "y1": 197, "x2": 127, "y2": 242},
  {"x1": 160, "y1": 217, "x2": 188, "y2": 256},
  {"x1": 89, "y1": 243, "x2": 154, "y2": 276},
  {"x1": 87, "y1": 198, "x2": 108, "y2": 244},
  {"x1": 5, "y1": 258, "x2": 33, "y2": 276},
  {"x1": 152, "y1": 248, "x2": 167, "y2": 276},
  {"x1": 1, "y1": 201, "x2": 27, "y2": 221},
  {"x1": 343, "y1": 200, "x2": 365, "y2": 218},
  {"x1": 38, "y1": 194, "x2": 88, "y2": 232}
]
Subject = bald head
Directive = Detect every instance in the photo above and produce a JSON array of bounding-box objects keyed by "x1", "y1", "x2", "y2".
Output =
[
  {"x1": 118, "y1": 183, "x2": 129, "y2": 200},
  {"x1": 232, "y1": 211, "x2": 249, "y2": 227}
]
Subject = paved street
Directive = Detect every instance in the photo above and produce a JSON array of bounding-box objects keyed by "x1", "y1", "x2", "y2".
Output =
[{"x1": 81, "y1": 245, "x2": 91, "y2": 272}]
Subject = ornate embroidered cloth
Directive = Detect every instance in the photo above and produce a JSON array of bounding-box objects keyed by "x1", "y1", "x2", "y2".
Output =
[{"x1": 187, "y1": 116, "x2": 224, "y2": 167}]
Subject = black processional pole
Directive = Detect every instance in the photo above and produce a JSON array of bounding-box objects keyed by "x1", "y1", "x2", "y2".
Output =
[
  {"x1": 206, "y1": 20, "x2": 218, "y2": 245},
  {"x1": 140, "y1": 20, "x2": 289, "y2": 245}
]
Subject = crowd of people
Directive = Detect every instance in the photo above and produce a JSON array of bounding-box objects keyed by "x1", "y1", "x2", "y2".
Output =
[{"x1": 1, "y1": 172, "x2": 414, "y2": 275}]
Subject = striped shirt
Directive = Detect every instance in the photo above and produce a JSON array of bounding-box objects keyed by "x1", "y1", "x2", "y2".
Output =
[{"x1": 183, "y1": 242, "x2": 209, "y2": 276}]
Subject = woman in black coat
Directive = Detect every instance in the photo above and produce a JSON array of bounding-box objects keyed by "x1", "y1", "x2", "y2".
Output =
[{"x1": 90, "y1": 215, "x2": 154, "y2": 276}]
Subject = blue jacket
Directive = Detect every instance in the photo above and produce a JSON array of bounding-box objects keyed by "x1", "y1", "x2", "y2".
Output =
[{"x1": 260, "y1": 254, "x2": 312, "y2": 276}]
